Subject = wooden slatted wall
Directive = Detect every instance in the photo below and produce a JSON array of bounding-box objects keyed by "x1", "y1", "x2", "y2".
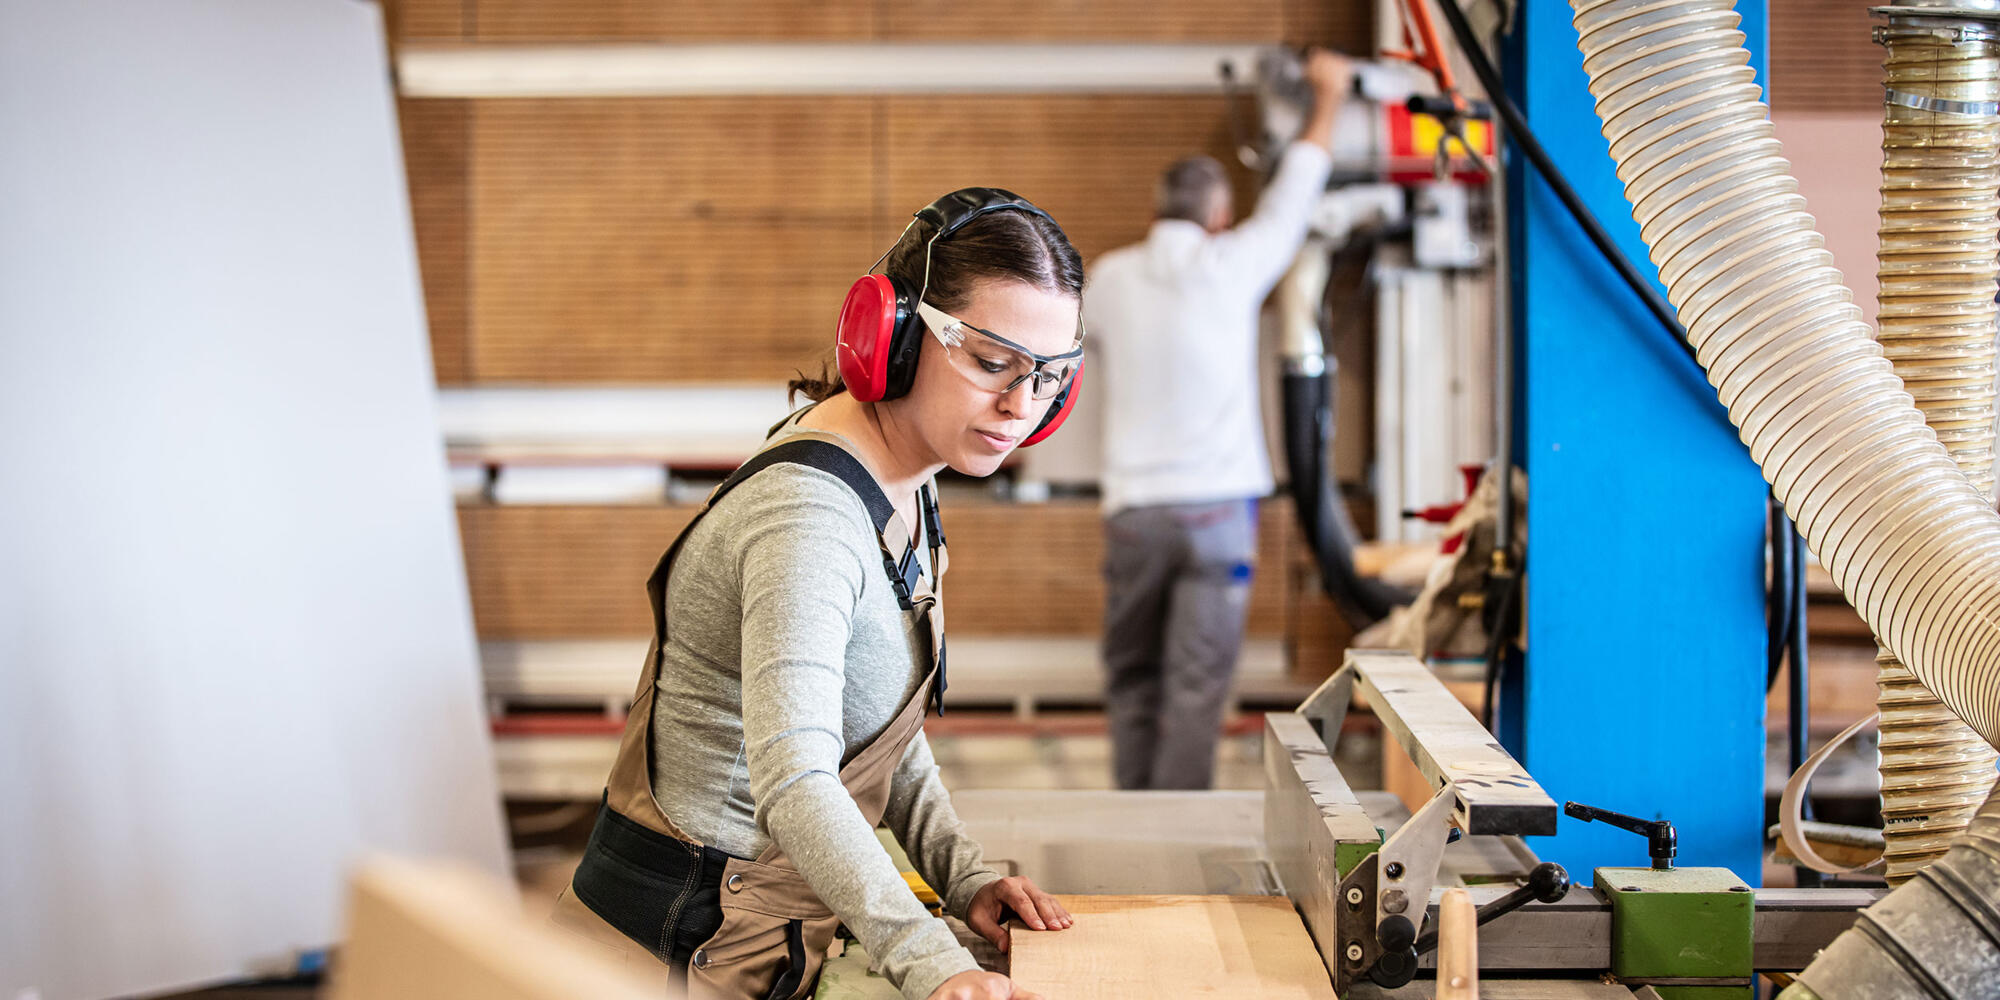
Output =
[
  {"x1": 390, "y1": 1, "x2": 1370, "y2": 383},
  {"x1": 1768, "y1": 0, "x2": 1880, "y2": 112},
  {"x1": 399, "y1": 2, "x2": 1368, "y2": 675},
  {"x1": 393, "y1": 1, "x2": 1361, "y2": 43},
  {"x1": 462, "y1": 498, "x2": 1304, "y2": 638}
]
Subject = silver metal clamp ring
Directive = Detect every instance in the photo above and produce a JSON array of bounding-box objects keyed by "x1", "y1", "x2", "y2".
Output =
[{"x1": 1887, "y1": 88, "x2": 2000, "y2": 116}]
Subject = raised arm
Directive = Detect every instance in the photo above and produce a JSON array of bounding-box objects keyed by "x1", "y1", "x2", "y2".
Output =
[{"x1": 1207, "y1": 50, "x2": 1350, "y2": 291}]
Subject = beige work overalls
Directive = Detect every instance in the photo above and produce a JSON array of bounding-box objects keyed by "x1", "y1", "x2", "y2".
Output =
[{"x1": 551, "y1": 424, "x2": 948, "y2": 1000}]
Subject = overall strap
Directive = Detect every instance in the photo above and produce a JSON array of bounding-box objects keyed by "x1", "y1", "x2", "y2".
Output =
[{"x1": 645, "y1": 435, "x2": 949, "y2": 712}]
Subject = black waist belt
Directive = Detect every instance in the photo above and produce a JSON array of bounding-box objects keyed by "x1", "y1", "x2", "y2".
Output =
[{"x1": 571, "y1": 798, "x2": 740, "y2": 960}]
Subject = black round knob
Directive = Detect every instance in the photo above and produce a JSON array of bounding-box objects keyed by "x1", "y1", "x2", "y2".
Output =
[
  {"x1": 1368, "y1": 946, "x2": 1420, "y2": 988},
  {"x1": 1528, "y1": 862, "x2": 1571, "y2": 904},
  {"x1": 1377, "y1": 914, "x2": 1416, "y2": 953}
]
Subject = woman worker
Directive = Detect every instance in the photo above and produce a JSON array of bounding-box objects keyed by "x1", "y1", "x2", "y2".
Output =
[{"x1": 552, "y1": 188, "x2": 1086, "y2": 1000}]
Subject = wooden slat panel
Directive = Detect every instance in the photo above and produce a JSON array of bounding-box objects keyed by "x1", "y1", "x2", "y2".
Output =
[
  {"x1": 470, "y1": 1, "x2": 876, "y2": 40},
  {"x1": 389, "y1": 0, "x2": 469, "y2": 41},
  {"x1": 878, "y1": 1, "x2": 1286, "y2": 41},
  {"x1": 885, "y1": 95, "x2": 1254, "y2": 263},
  {"x1": 400, "y1": 98, "x2": 473, "y2": 383},
  {"x1": 937, "y1": 497, "x2": 1295, "y2": 635},
  {"x1": 462, "y1": 497, "x2": 1300, "y2": 638},
  {"x1": 1769, "y1": 0, "x2": 1880, "y2": 112},
  {"x1": 466, "y1": 0, "x2": 1356, "y2": 42},
  {"x1": 461, "y1": 504, "x2": 696, "y2": 638},
  {"x1": 1283, "y1": 0, "x2": 1374, "y2": 51},
  {"x1": 467, "y1": 98, "x2": 878, "y2": 382}
]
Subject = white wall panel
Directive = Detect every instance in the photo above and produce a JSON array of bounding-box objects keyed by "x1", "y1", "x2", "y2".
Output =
[{"x1": 0, "y1": 3, "x2": 509, "y2": 997}]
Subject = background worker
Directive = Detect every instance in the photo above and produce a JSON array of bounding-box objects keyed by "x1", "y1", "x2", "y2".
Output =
[{"x1": 1083, "y1": 49, "x2": 1353, "y2": 790}]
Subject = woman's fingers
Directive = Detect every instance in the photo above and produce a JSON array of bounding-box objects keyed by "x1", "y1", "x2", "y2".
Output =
[
  {"x1": 1001, "y1": 881, "x2": 1047, "y2": 930},
  {"x1": 967, "y1": 903, "x2": 1010, "y2": 952},
  {"x1": 1027, "y1": 884, "x2": 1071, "y2": 929}
]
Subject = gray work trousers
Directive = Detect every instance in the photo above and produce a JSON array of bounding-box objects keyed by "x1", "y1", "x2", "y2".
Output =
[{"x1": 1100, "y1": 498, "x2": 1256, "y2": 790}]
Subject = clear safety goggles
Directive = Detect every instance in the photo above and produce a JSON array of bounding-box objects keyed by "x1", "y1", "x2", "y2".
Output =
[{"x1": 916, "y1": 300, "x2": 1084, "y2": 401}]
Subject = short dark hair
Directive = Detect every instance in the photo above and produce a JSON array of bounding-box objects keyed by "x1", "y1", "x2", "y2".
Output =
[
  {"x1": 790, "y1": 205, "x2": 1083, "y2": 402},
  {"x1": 1155, "y1": 156, "x2": 1230, "y2": 224}
]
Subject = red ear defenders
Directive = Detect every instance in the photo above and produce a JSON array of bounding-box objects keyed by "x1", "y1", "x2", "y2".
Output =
[{"x1": 835, "y1": 187, "x2": 1081, "y2": 448}]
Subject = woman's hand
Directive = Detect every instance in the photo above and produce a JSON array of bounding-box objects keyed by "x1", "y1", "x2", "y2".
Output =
[
  {"x1": 924, "y1": 970, "x2": 1042, "y2": 1000},
  {"x1": 965, "y1": 875, "x2": 1073, "y2": 954}
]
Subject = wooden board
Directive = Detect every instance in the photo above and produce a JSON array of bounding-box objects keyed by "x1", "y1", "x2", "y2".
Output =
[
  {"x1": 329, "y1": 856, "x2": 660, "y2": 1000},
  {"x1": 1009, "y1": 895, "x2": 1337, "y2": 999}
]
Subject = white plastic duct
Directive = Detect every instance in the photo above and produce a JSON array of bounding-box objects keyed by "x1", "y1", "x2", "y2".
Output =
[{"x1": 1567, "y1": 0, "x2": 2000, "y2": 749}]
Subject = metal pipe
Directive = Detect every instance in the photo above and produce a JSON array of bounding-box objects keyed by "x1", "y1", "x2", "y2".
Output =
[{"x1": 1871, "y1": 5, "x2": 2000, "y2": 886}]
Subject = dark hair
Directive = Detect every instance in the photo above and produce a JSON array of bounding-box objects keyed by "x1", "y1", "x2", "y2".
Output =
[
  {"x1": 789, "y1": 204, "x2": 1085, "y2": 403},
  {"x1": 1155, "y1": 156, "x2": 1230, "y2": 224}
]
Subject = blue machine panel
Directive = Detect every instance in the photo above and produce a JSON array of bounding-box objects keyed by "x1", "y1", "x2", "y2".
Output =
[{"x1": 1503, "y1": 0, "x2": 1771, "y2": 883}]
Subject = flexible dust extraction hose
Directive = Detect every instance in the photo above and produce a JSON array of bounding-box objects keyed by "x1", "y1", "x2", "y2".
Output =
[
  {"x1": 1872, "y1": 16, "x2": 2000, "y2": 887},
  {"x1": 1567, "y1": 0, "x2": 2000, "y2": 992},
  {"x1": 1568, "y1": 0, "x2": 2000, "y2": 749},
  {"x1": 1790, "y1": 781, "x2": 2000, "y2": 997}
]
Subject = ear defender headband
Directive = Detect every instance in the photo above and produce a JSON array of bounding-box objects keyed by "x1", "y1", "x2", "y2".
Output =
[{"x1": 834, "y1": 187, "x2": 1083, "y2": 448}]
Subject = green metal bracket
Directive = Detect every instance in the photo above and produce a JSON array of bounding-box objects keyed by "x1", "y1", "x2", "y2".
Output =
[{"x1": 1597, "y1": 866, "x2": 1754, "y2": 999}]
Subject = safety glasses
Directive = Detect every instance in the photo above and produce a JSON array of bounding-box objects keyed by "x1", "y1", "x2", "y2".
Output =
[{"x1": 916, "y1": 300, "x2": 1083, "y2": 401}]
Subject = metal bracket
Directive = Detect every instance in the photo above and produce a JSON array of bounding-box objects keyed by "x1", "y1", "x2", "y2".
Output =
[
  {"x1": 1340, "y1": 650, "x2": 1558, "y2": 836},
  {"x1": 1297, "y1": 663, "x2": 1355, "y2": 752},
  {"x1": 1332, "y1": 782, "x2": 1458, "y2": 990},
  {"x1": 1374, "y1": 782, "x2": 1458, "y2": 942}
]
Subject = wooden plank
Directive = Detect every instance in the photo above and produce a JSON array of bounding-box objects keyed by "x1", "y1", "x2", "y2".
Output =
[
  {"x1": 1009, "y1": 895, "x2": 1337, "y2": 999},
  {"x1": 329, "y1": 857, "x2": 661, "y2": 1000}
]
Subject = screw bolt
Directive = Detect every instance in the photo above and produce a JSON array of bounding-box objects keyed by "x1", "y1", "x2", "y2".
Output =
[
  {"x1": 1346, "y1": 943, "x2": 1365, "y2": 963},
  {"x1": 1345, "y1": 887, "x2": 1364, "y2": 906},
  {"x1": 1382, "y1": 889, "x2": 1409, "y2": 914}
]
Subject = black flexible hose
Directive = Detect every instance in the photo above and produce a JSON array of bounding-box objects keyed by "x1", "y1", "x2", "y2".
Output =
[
  {"x1": 1767, "y1": 495, "x2": 1795, "y2": 693},
  {"x1": 1432, "y1": 0, "x2": 1699, "y2": 367},
  {"x1": 1282, "y1": 370, "x2": 1413, "y2": 627}
]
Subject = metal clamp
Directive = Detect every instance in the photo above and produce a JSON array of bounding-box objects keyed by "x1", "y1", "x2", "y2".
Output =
[{"x1": 1885, "y1": 87, "x2": 2000, "y2": 116}]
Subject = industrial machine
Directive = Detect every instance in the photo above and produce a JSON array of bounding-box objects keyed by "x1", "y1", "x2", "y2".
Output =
[{"x1": 925, "y1": 0, "x2": 2000, "y2": 994}]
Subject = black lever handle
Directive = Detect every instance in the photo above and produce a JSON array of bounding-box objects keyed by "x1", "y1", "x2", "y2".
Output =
[
  {"x1": 1565, "y1": 800, "x2": 1677, "y2": 870},
  {"x1": 1405, "y1": 93, "x2": 1495, "y2": 122},
  {"x1": 1411, "y1": 861, "x2": 1570, "y2": 956}
]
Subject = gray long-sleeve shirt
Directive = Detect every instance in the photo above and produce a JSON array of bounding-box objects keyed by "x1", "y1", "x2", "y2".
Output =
[{"x1": 649, "y1": 431, "x2": 1000, "y2": 999}]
